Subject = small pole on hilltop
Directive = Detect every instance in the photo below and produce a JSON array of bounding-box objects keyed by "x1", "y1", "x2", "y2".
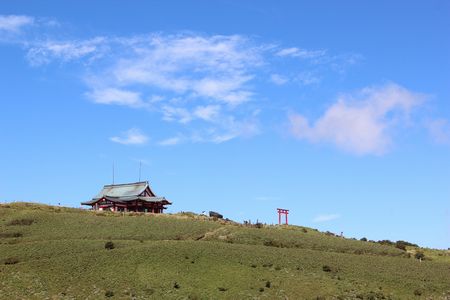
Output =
[{"x1": 112, "y1": 162, "x2": 115, "y2": 185}]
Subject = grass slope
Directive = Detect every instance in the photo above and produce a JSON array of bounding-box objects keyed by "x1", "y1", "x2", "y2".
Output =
[{"x1": 0, "y1": 203, "x2": 449, "y2": 299}]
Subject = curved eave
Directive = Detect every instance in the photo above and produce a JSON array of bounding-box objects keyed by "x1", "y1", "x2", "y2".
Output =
[{"x1": 81, "y1": 196, "x2": 172, "y2": 206}]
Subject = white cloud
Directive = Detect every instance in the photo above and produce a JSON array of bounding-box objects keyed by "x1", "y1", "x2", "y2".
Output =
[
  {"x1": 209, "y1": 116, "x2": 260, "y2": 143},
  {"x1": 270, "y1": 74, "x2": 288, "y2": 85},
  {"x1": 427, "y1": 119, "x2": 450, "y2": 145},
  {"x1": 0, "y1": 15, "x2": 34, "y2": 33},
  {"x1": 1, "y1": 20, "x2": 369, "y2": 145},
  {"x1": 26, "y1": 37, "x2": 107, "y2": 65},
  {"x1": 158, "y1": 136, "x2": 183, "y2": 146},
  {"x1": 193, "y1": 105, "x2": 221, "y2": 121},
  {"x1": 276, "y1": 47, "x2": 326, "y2": 59},
  {"x1": 107, "y1": 34, "x2": 262, "y2": 106},
  {"x1": 110, "y1": 128, "x2": 148, "y2": 145},
  {"x1": 313, "y1": 214, "x2": 340, "y2": 223},
  {"x1": 86, "y1": 88, "x2": 145, "y2": 108},
  {"x1": 289, "y1": 83, "x2": 425, "y2": 155},
  {"x1": 296, "y1": 72, "x2": 320, "y2": 86},
  {"x1": 161, "y1": 105, "x2": 193, "y2": 123}
]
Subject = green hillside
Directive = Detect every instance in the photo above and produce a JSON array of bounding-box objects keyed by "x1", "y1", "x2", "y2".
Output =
[{"x1": 0, "y1": 203, "x2": 449, "y2": 299}]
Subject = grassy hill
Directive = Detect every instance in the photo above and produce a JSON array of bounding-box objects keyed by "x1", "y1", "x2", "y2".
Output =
[{"x1": 0, "y1": 203, "x2": 449, "y2": 299}]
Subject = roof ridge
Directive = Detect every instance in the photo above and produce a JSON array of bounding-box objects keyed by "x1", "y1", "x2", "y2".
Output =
[{"x1": 104, "y1": 181, "x2": 148, "y2": 187}]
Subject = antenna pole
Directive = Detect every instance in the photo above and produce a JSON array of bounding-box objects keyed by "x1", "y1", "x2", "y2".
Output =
[
  {"x1": 139, "y1": 161, "x2": 142, "y2": 182},
  {"x1": 112, "y1": 162, "x2": 115, "y2": 185}
]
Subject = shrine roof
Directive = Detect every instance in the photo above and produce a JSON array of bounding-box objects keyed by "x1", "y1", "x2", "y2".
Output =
[
  {"x1": 81, "y1": 181, "x2": 173, "y2": 206},
  {"x1": 93, "y1": 181, "x2": 149, "y2": 199}
]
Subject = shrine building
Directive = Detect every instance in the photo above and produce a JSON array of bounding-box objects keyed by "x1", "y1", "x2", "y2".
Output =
[{"x1": 81, "y1": 181, "x2": 171, "y2": 213}]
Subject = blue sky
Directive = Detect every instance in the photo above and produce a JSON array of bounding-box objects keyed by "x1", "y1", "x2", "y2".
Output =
[{"x1": 1, "y1": 1, "x2": 449, "y2": 249}]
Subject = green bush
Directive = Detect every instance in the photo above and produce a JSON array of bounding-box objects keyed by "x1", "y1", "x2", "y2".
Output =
[
  {"x1": 322, "y1": 265, "x2": 332, "y2": 272},
  {"x1": 7, "y1": 218, "x2": 34, "y2": 226},
  {"x1": 0, "y1": 232, "x2": 23, "y2": 238},
  {"x1": 414, "y1": 251, "x2": 425, "y2": 260},
  {"x1": 105, "y1": 290, "x2": 114, "y2": 297},
  {"x1": 397, "y1": 240, "x2": 419, "y2": 247},
  {"x1": 3, "y1": 257, "x2": 19, "y2": 265},
  {"x1": 377, "y1": 240, "x2": 394, "y2": 246},
  {"x1": 395, "y1": 242, "x2": 407, "y2": 251},
  {"x1": 105, "y1": 241, "x2": 115, "y2": 250}
]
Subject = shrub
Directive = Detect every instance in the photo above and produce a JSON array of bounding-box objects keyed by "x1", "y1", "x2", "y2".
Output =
[
  {"x1": 265, "y1": 281, "x2": 271, "y2": 288},
  {"x1": 254, "y1": 222, "x2": 264, "y2": 229},
  {"x1": 301, "y1": 228, "x2": 308, "y2": 233},
  {"x1": 7, "y1": 218, "x2": 34, "y2": 226},
  {"x1": 263, "y1": 240, "x2": 281, "y2": 247},
  {"x1": 395, "y1": 242, "x2": 407, "y2": 251},
  {"x1": 143, "y1": 288, "x2": 154, "y2": 295},
  {"x1": 377, "y1": 240, "x2": 394, "y2": 246},
  {"x1": 360, "y1": 237, "x2": 367, "y2": 242},
  {"x1": 0, "y1": 232, "x2": 22, "y2": 238},
  {"x1": 3, "y1": 257, "x2": 19, "y2": 265},
  {"x1": 322, "y1": 265, "x2": 332, "y2": 272},
  {"x1": 397, "y1": 240, "x2": 419, "y2": 247},
  {"x1": 105, "y1": 241, "x2": 115, "y2": 250},
  {"x1": 105, "y1": 290, "x2": 114, "y2": 297},
  {"x1": 414, "y1": 251, "x2": 425, "y2": 260},
  {"x1": 414, "y1": 289, "x2": 422, "y2": 296}
]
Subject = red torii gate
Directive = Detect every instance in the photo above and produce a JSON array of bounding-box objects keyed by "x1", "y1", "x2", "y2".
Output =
[{"x1": 277, "y1": 208, "x2": 289, "y2": 225}]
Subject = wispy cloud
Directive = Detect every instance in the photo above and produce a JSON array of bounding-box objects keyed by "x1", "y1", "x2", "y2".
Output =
[
  {"x1": 158, "y1": 136, "x2": 183, "y2": 146},
  {"x1": 312, "y1": 214, "x2": 340, "y2": 223},
  {"x1": 86, "y1": 88, "x2": 146, "y2": 108},
  {"x1": 270, "y1": 74, "x2": 288, "y2": 85},
  {"x1": 103, "y1": 34, "x2": 262, "y2": 106},
  {"x1": 161, "y1": 105, "x2": 193, "y2": 124},
  {"x1": 276, "y1": 47, "x2": 326, "y2": 59},
  {"x1": 289, "y1": 83, "x2": 425, "y2": 155},
  {"x1": 110, "y1": 128, "x2": 149, "y2": 145},
  {"x1": 193, "y1": 105, "x2": 221, "y2": 121},
  {"x1": 0, "y1": 15, "x2": 34, "y2": 33},
  {"x1": 427, "y1": 118, "x2": 450, "y2": 145},
  {"x1": 295, "y1": 71, "x2": 320, "y2": 86},
  {"x1": 0, "y1": 17, "x2": 370, "y2": 145},
  {"x1": 27, "y1": 37, "x2": 108, "y2": 65}
]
